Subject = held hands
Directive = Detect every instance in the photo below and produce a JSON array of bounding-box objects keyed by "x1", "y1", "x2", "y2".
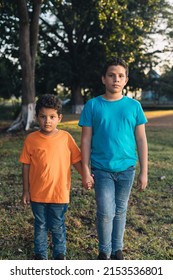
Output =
[{"x1": 82, "y1": 172, "x2": 94, "y2": 190}]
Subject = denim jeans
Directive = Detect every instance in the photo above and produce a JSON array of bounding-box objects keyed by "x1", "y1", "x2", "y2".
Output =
[
  {"x1": 92, "y1": 166, "x2": 135, "y2": 257},
  {"x1": 31, "y1": 202, "x2": 68, "y2": 259}
]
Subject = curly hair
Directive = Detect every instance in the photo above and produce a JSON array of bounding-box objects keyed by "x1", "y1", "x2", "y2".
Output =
[
  {"x1": 35, "y1": 94, "x2": 62, "y2": 116},
  {"x1": 102, "y1": 57, "x2": 129, "y2": 77}
]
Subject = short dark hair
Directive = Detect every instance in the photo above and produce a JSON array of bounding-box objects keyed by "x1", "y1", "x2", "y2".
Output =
[
  {"x1": 35, "y1": 94, "x2": 62, "y2": 116},
  {"x1": 102, "y1": 57, "x2": 129, "y2": 77}
]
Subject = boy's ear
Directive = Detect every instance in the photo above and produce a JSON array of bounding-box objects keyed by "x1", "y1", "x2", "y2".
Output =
[
  {"x1": 58, "y1": 114, "x2": 63, "y2": 122},
  {"x1": 125, "y1": 77, "x2": 129, "y2": 84},
  {"x1": 101, "y1": 75, "x2": 105, "y2": 85}
]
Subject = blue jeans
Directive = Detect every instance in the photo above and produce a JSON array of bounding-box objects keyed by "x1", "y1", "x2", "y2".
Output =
[
  {"x1": 31, "y1": 202, "x2": 68, "y2": 259},
  {"x1": 92, "y1": 166, "x2": 135, "y2": 257}
]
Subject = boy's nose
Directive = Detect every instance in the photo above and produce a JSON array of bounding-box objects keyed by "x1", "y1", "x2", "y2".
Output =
[{"x1": 114, "y1": 76, "x2": 119, "y2": 81}]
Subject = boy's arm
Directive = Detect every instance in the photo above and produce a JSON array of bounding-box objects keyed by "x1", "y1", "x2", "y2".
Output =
[
  {"x1": 81, "y1": 126, "x2": 94, "y2": 189},
  {"x1": 135, "y1": 124, "x2": 148, "y2": 191},
  {"x1": 73, "y1": 161, "x2": 93, "y2": 189},
  {"x1": 22, "y1": 163, "x2": 31, "y2": 205},
  {"x1": 73, "y1": 161, "x2": 82, "y2": 175}
]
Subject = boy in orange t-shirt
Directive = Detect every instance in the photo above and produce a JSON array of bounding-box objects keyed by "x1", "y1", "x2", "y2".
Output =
[{"x1": 19, "y1": 94, "x2": 88, "y2": 260}]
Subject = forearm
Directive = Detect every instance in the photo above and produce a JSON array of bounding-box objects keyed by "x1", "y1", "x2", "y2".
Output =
[
  {"x1": 135, "y1": 124, "x2": 148, "y2": 191},
  {"x1": 81, "y1": 141, "x2": 91, "y2": 173},
  {"x1": 22, "y1": 163, "x2": 30, "y2": 205},
  {"x1": 73, "y1": 161, "x2": 82, "y2": 175},
  {"x1": 81, "y1": 127, "x2": 94, "y2": 188},
  {"x1": 81, "y1": 127, "x2": 92, "y2": 173},
  {"x1": 135, "y1": 124, "x2": 148, "y2": 173},
  {"x1": 137, "y1": 136, "x2": 148, "y2": 174},
  {"x1": 22, "y1": 163, "x2": 30, "y2": 193}
]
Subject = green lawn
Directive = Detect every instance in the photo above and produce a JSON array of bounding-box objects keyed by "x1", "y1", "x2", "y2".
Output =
[{"x1": 0, "y1": 113, "x2": 173, "y2": 260}]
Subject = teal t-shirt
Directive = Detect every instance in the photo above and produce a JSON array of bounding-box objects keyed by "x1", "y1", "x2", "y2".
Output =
[{"x1": 78, "y1": 96, "x2": 147, "y2": 172}]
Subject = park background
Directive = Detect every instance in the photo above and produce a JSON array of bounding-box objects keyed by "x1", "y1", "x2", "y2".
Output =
[{"x1": 0, "y1": 0, "x2": 173, "y2": 260}]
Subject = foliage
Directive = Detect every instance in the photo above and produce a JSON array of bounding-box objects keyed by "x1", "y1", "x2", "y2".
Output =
[
  {"x1": 142, "y1": 66, "x2": 173, "y2": 100},
  {"x1": 38, "y1": 0, "x2": 106, "y2": 102},
  {"x1": 96, "y1": 0, "x2": 172, "y2": 91},
  {"x1": 1, "y1": 1, "x2": 172, "y2": 100},
  {"x1": 0, "y1": 0, "x2": 19, "y2": 58},
  {"x1": 0, "y1": 57, "x2": 20, "y2": 99},
  {"x1": 158, "y1": 68, "x2": 173, "y2": 100},
  {"x1": 0, "y1": 111, "x2": 173, "y2": 260},
  {"x1": 37, "y1": 0, "x2": 172, "y2": 97}
]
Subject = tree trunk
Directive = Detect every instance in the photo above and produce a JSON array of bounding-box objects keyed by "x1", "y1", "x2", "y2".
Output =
[
  {"x1": 71, "y1": 85, "x2": 84, "y2": 114},
  {"x1": 7, "y1": 0, "x2": 41, "y2": 132},
  {"x1": 7, "y1": 103, "x2": 35, "y2": 132}
]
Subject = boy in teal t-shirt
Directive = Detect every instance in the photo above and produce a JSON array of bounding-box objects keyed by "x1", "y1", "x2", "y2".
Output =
[{"x1": 79, "y1": 57, "x2": 148, "y2": 260}]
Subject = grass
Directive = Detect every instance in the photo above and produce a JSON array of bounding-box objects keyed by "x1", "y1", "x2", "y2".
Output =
[{"x1": 0, "y1": 111, "x2": 173, "y2": 260}]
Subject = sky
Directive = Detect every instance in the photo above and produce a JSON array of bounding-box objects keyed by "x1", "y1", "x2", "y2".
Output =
[{"x1": 153, "y1": 0, "x2": 173, "y2": 73}]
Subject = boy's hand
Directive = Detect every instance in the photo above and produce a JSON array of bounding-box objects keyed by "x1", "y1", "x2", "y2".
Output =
[
  {"x1": 85, "y1": 178, "x2": 94, "y2": 190},
  {"x1": 22, "y1": 191, "x2": 31, "y2": 206},
  {"x1": 82, "y1": 173, "x2": 94, "y2": 190},
  {"x1": 137, "y1": 172, "x2": 148, "y2": 192}
]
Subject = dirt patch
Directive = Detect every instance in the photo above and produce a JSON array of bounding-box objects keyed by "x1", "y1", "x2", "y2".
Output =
[{"x1": 146, "y1": 112, "x2": 173, "y2": 128}]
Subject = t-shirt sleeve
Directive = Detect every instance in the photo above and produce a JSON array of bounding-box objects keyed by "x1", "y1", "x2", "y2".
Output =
[
  {"x1": 68, "y1": 135, "x2": 81, "y2": 164},
  {"x1": 78, "y1": 100, "x2": 93, "y2": 127},
  {"x1": 19, "y1": 137, "x2": 31, "y2": 164},
  {"x1": 136, "y1": 102, "x2": 148, "y2": 126}
]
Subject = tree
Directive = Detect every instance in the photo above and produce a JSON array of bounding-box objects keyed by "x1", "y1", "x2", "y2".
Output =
[
  {"x1": 37, "y1": 0, "x2": 172, "y2": 106},
  {"x1": 97, "y1": 0, "x2": 172, "y2": 88},
  {"x1": 0, "y1": 0, "x2": 172, "y2": 130},
  {"x1": 38, "y1": 0, "x2": 105, "y2": 113},
  {"x1": 0, "y1": 0, "x2": 42, "y2": 131}
]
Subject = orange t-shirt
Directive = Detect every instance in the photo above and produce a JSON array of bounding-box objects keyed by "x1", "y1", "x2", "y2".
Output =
[{"x1": 19, "y1": 130, "x2": 81, "y2": 203}]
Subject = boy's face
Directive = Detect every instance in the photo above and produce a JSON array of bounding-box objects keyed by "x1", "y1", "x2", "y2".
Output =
[
  {"x1": 37, "y1": 107, "x2": 62, "y2": 135},
  {"x1": 102, "y1": 65, "x2": 128, "y2": 96}
]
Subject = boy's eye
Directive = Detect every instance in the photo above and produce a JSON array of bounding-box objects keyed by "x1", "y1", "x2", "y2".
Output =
[
  {"x1": 108, "y1": 73, "x2": 125, "y2": 78},
  {"x1": 39, "y1": 115, "x2": 56, "y2": 119}
]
